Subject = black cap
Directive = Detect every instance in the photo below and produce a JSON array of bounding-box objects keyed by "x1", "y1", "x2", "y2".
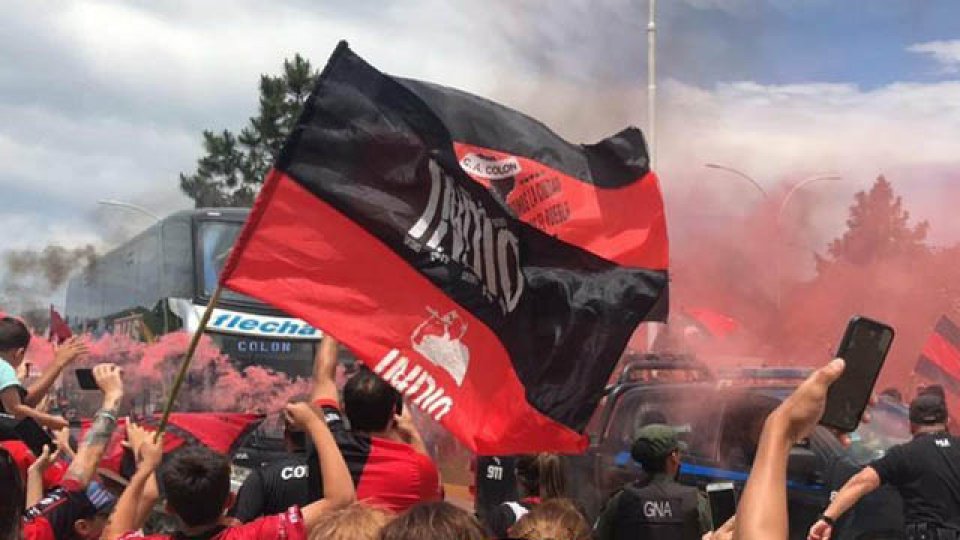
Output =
[{"x1": 909, "y1": 394, "x2": 948, "y2": 425}]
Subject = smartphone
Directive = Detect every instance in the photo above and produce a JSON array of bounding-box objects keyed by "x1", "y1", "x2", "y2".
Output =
[
  {"x1": 14, "y1": 418, "x2": 54, "y2": 457},
  {"x1": 706, "y1": 482, "x2": 737, "y2": 530},
  {"x1": 820, "y1": 316, "x2": 895, "y2": 433},
  {"x1": 75, "y1": 368, "x2": 99, "y2": 390}
]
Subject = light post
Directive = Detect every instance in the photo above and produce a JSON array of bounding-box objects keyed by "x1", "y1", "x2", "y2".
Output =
[
  {"x1": 645, "y1": 0, "x2": 660, "y2": 351},
  {"x1": 774, "y1": 174, "x2": 841, "y2": 309},
  {"x1": 647, "y1": 0, "x2": 657, "y2": 170},
  {"x1": 96, "y1": 199, "x2": 168, "y2": 333},
  {"x1": 703, "y1": 166, "x2": 841, "y2": 309},
  {"x1": 704, "y1": 163, "x2": 769, "y2": 199}
]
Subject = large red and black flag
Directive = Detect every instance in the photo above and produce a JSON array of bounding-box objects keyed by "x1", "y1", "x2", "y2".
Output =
[
  {"x1": 915, "y1": 315, "x2": 960, "y2": 395},
  {"x1": 398, "y1": 78, "x2": 668, "y2": 272},
  {"x1": 220, "y1": 42, "x2": 668, "y2": 454}
]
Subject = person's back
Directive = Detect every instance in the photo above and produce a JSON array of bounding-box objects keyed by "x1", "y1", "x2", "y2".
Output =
[
  {"x1": 609, "y1": 476, "x2": 702, "y2": 540},
  {"x1": 483, "y1": 453, "x2": 564, "y2": 538},
  {"x1": 874, "y1": 431, "x2": 960, "y2": 529},
  {"x1": 594, "y1": 425, "x2": 709, "y2": 540},
  {"x1": 233, "y1": 402, "x2": 312, "y2": 523},
  {"x1": 309, "y1": 338, "x2": 441, "y2": 513},
  {"x1": 233, "y1": 454, "x2": 311, "y2": 522}
]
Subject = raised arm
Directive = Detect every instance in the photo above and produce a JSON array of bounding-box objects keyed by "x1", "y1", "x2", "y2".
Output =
[
  {"x1": 2, "y1": 387, "x2": 69, "y2": 430},
  {"x1": 310, "y1": 334, "x2": 339, "y2": 405},
  {"x1": 63, "y1": 363, "x2": 123, "y2": 488},
  {"x1": 285, "y1": 402, "x2": 354, "y2": 530},
  {"x1": 735, "y1": 359, "x2": 845, "y2": 540},
  {"x1": 24, "y1": 338, "x2": 87, "y2": 406},
  {"x1": 808, "y1": 467, "x2": 880, "y2": 540},
  {"x1": 102, "y1": 432, "x2": 164, "y2": 540},
  {"x1": 25, "y1": 444, "x2": 60, "y2": 507}
]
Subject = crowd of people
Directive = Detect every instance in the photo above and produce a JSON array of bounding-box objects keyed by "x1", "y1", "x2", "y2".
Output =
[{"x1": 2, "y1": 315, "x2": 959, "y2": 540}]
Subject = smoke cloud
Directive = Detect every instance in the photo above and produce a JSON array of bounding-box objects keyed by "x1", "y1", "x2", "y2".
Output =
[{"x1": 1, "y1": 244, "x2": 98, "y2": 321}]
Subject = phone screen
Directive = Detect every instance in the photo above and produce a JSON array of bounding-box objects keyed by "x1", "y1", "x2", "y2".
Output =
[
  {"x1": 707, "y1": 482, "x2": 737, "y2": 530},
  {"x1": 820, "y1": 317, "x2": 894, "y2": 432},
  {"x1": 75, "y1": 368, "x2": 99, "y2": 390}
]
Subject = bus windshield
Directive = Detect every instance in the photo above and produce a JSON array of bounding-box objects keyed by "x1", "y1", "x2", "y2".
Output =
[{"x1": 199, "y1": 220, "x2": 260, "y2": 304}]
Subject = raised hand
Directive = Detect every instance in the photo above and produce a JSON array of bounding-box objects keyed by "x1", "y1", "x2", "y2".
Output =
[{"x1": 54, "y1": 337, "x2": 89, "y2": 367}]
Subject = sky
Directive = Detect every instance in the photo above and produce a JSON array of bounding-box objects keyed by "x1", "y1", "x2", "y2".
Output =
[{"x1": 1, "y1": 0, "x2": 959, "y2": 299}]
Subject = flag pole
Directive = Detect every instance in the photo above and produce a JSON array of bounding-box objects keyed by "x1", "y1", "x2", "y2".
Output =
[{"x1": 154, "y1": 283, "x2": 224, "y2": 439}]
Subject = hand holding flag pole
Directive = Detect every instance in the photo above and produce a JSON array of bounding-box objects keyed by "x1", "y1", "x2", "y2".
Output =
[{"x1": 154, "y1": 284, "x2": 224, "y2": 441}]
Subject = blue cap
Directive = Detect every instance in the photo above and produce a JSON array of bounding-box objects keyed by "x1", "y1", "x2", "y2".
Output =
[{"x1": 85, "y1": 481, "x2": 118, "y2": 515}]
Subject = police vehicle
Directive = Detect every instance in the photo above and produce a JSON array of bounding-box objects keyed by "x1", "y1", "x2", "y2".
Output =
[{"x1": 565, "y1": 354, "x2": 909, "y2": 540}]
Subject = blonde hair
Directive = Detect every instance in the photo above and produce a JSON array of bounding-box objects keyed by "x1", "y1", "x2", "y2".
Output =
[
  {"x1": 309, "y1": 502, "x2": 392, "y2": 540},
  {"x1": 517, "y1": 453, "x2": 566, "y2": 500},
  {"x1": 509, "y1": 498, "x2": 591, "y2": 540},
  {"x1": 379, "y1": 502, "x2": 485, "y2": 540}
]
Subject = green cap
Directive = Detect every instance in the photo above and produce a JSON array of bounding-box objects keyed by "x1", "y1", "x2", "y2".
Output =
[{"x1": 631, "y1": 424, "x2": 686, "y2": 463}]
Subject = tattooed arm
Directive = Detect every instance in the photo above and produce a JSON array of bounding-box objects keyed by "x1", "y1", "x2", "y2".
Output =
[{"x1": 63, "y1": 363, "x2": 124, "y2": 488}]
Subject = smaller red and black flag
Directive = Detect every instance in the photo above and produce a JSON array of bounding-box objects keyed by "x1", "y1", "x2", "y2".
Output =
[
  {"x1": 86, "y1": 413, "x2": 263, "y2": 479},
  {"x1": 915, "y1": 315, "x2": 960, "y2": 395},
  {"x1": 681, "y1": 307, "x2": 739, "y2": 339},
  {"x1": 48, "y1": 305, "x2": 72, "y2": 345}
]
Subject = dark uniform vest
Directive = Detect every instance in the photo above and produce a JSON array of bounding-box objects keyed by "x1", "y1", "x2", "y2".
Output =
[{"x1": 612, "y1": 478, "x2": 702, "y2": 540}]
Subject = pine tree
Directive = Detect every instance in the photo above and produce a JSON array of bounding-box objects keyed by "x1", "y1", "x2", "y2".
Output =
[
  {"x1": 822, "y1": 175, "x2": 929, "y2": 267},
  {"x1": 179, "y1": 54, "x2": 317, "y2": 207}
]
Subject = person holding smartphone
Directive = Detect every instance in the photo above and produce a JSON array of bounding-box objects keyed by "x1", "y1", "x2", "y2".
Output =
[{"x1": 808, "y1": 394, "x2": 960, "y2": 540}]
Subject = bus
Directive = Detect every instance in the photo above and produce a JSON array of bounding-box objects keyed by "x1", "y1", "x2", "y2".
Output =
[{"x1": 64, "y1": 208, "x2": 320, "y2": 378}]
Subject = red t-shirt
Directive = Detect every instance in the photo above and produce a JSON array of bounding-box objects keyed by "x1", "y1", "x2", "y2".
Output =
[
  {"x1": 309, "y1": 399, "x2": 442, "y2": 513},
  {"x1": 117, "y1": 506, "x2": 307, "y2": 540},
  {"x1": 0, "y1": 439, "x2": 68, "y2": 488}
]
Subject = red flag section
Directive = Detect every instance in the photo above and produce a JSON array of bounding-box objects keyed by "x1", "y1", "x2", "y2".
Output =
[
  {"x1": 682, "y1": 307, "x2": 739, "y2": 339},
  {"x1": 220, "y1": 43, "x2": 668, "y2": 454},
  {"x1": 48, "y1": 305, "x2": 72, "y2": 345},
  {"x1": 915, "y1": 315, "x2": 960, "y2": 395},
  {"x1": 83, "y1": 413, "x2": 262, "y2": 478}
]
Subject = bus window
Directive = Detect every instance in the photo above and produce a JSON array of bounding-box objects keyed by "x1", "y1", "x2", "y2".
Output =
[{"x1": 198, "y1": 220, "x2": 260, "y2": 304}]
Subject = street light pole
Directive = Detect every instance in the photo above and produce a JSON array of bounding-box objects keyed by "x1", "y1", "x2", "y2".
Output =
[
  {"x1": 775, "y1": 174, "x2": 842, "y2": 309},
  {"x1": 704, "y1": 163, "x2": 770, "y2": 199},
  {"x1": 644, "y1": 0, "x2": 661, "y2": 351},
  {"x1": 647, "y1": 0, "x2": 657, "y2": 170},
  {"x1": 96, "y1": 199, "x2": 168, "y2": 334}
]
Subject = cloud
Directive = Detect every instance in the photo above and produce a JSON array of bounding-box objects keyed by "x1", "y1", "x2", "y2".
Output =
[
  {"x1": 1, "y1": 0, "x2": 958, "y2": 276},
  {"x1": 908, "y1": 39, "x2": 960, "y2": 73}
]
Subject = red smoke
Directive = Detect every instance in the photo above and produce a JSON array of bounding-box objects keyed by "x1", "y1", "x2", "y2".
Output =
[
  {"x1": 664, "y1": 173, "x2": 960, "y2": 405},
  {"x1": 24, "y1": 330, "x2": 308, "y2": 417}
]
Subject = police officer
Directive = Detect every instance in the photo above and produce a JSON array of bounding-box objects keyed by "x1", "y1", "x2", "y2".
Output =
[
  {"x1": 595, "y1": 424, "x2": 711, "y2": 540},
  {"x1": 808, "y1": 394, "x2": 960, "y2": 540}
]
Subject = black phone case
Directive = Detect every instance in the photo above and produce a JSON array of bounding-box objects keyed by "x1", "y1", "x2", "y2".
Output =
[
  {"x1": 14, "y1": 418, "x2": 54, "y2": 457},
  {"x1": 707, "y1": 488, "x2": 737, "y2": 529},
  {"x1": 820, "y1": 316, "x2": 895, "y2": 432},
  {"x1": 75, "y1": 368, "x2": 99, "y2": 390}
]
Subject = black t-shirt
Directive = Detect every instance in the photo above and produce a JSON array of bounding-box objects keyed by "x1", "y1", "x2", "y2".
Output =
[
  {"x1": 232, "y1": 454, "x2": 312, "y2": 523},
  {"x1": 474, "y1": 456, "x2": 518, "y2": 522},
  {"x1": 484, "y1": 499, "x2": 536, "y2": 538},
  {"x1": 871, "y1": 431, "x2": 960, "y2": 529}
]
